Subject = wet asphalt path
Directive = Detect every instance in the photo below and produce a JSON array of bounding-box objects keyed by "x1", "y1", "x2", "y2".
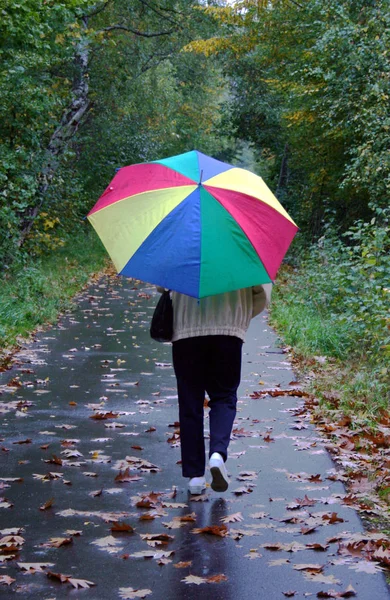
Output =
[{"x1": 0, "y1": 276, "x2": 389, "y2": 599}]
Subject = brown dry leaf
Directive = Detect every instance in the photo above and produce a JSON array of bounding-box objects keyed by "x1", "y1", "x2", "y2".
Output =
[
  {"x1": 179, "y1": 513, "x2": 196, "y2": 522},
  {"x1": 44, "y1": 455, "x2": 62, "y2": 465},
  {"x1": 47, "y1": 571, "x2": 71, "y2": 583},
  {"x1": 189, "y1": 494, "x2": 209, "y2": 502},
  {"x1": 317, "y1": 586, "x2": 356, "y2": 598},
  {"x1": 39, "y1": 497, "x2": 54, "y2": 511},
  {"x1": 237, "y1": 471, "x2": 258, "y2": 481},
  {"x1": 250, "y1": 512, "x2": 269, "y2": 519},
  {"x1": 162, "y1": 502, "x2": 188, "y2": 509},
  {"x1": 90, "y1": 411, "x2": 118, "y2": 420},
  {"x1": 162, "y1": 520, "x2": 186, "y2": 530},
  {"x1": 18, "y1": 562, "x2": 54, "y2": 573},
  {"x1": 174, "y1": 561, "x2": 192, "y2": 569},
  {"x1": 68, "y1": 578, "x2": 96, "y2": 589},
  {"x1": 91, "y1": 535, "x2": 123, "y2": 551},
  {"x1": 232, "y1": 486, "x2": 254, "y2": 496},
  {"x1": 287, "y1": 495, "x2": 316, "y2": 510},
  {"x1": 0, "y1": 498, "x2": 13, "y2": 509},
  {"x1": 115, "y1": 468, "x2": 143, "y2": 483},
  {"x1": 283, "y1": 593, "x2": 296, "y2": 598},
  {"x1": 42, "y1": 537, "x2": 73, "y2": 548},
  {"x1": 181, "y1": 575, "x2": 207, "y2": 585},
  {"x1": 261, "y1": 542, "x2": 306, "y2": 552},
  {"x1": 301, "y1": 525, "x2": 319, "y2": 535},
  {"x1": 139, "y1": 514, "x2": 155, "y2": 521},
  {"x1": 130, "y1": 550, "x2": 174, "y2": 560},
  {"x1": 0, "y1": 535, "x2": 25, "y2": 551},
  {"x1": 268, "y1": 559, "x2": 291, "y2": 567},
  {"x1": 245, "y1": 551, "x2": 263, "y2": 559},
  {"x1": 89, "y1": 489, "x2": 103, "y2": 497},
  {"x1": 0, "y1": 575, "x2": 16, "y2": 585},
  {"x1": 220, "y1": 512, "x2": 244, "y2": 524},
  {"x1": 322, "y1": 512, "x2": 344, "y2": 524},
  {"x1": 192, "y1": 524, "x2": 228, "y2": 537},
  {"x1": 305, "y1": 574, "x2": 341, "y2": 585},
  {"x1": 140, "y1": 533, "x2": 174, "y2": 543},
  {"x1": 306, "y1": 543, "x2": 329, "y2": 552},
  {"x1": 293, "y1": 564, "x2": 324, "y2": 573},
  {"x1": 349, "y1": 561, "x2": 385, "y2": 574},
  {"x1": 119, "y1": 587, "x2": 152, "y2": 599},
  {"x1": 111, "y1": 522, "x2": 134, "y2": 533},
  {"x1": 207, "y1": 574, "x2": 228, "y2": 583},
  {"x1": 157, "y1": 557, "x2": 172, "y2": 565}
]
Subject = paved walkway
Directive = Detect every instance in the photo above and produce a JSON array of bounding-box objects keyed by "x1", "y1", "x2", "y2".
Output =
[{"x1": 0, "y1": 276, "x2": 389, "y2": 599}]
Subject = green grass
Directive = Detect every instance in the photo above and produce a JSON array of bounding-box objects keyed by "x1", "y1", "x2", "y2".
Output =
[
  {"x1": 269, "y1": 266, "x2": 389, "y2": 422},
  {"x1": 269, "y1": 288, "x2": 351, "y2": 359},
  {"x1": 0, "y1": 230, "x2": 107, "y2": 356}
]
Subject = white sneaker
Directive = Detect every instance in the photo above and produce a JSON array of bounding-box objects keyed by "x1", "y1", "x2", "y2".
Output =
[
  {"x1": 188, "y1": 476, "x2": 206, "y2": 495},
  {"x1": 209, "y1": 453, "x2": 229, "y2": 492}
]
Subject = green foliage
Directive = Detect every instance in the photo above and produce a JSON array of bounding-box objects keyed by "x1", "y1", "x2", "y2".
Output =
[
  {"x1": 203, "y1": 0, "x2": 390, "y2": 236},
  {"x1": 0, "y1": 228, "x2": 107, "y2": 351},
  {"x1": 270, "y1": 207, "x2": 390, "y2": 414},
  {"x1": 0, "y1": 0, "x2": 226, "y2": 265}
]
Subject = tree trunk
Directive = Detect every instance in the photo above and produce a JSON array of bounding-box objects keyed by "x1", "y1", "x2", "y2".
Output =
[
  {"x1": 18, "y1": 23, "x2": 90, "y2": 246},
  {"x1": 276, "y1": 142, "x2": 289, "y2": 195}
]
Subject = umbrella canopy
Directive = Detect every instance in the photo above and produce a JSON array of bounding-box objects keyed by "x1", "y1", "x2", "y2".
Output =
[{"x1": 87, "y1": 150, "x2": 298, "y2": 298}]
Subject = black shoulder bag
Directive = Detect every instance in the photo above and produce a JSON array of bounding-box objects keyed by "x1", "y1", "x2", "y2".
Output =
[{"x1": 150, "y1": 290, "x2": 173, "y2": 342}]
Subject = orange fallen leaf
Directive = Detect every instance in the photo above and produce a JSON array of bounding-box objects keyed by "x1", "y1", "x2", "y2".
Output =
[
  {"x1": 111, "y1": 522, "x2": 134, "y2": 533},
  {"x1": 174, "y1": 561, "x2": 193, "y2": 569},
  {"x1": 39, "y1": 498, "x2": 54, "y2": 511},
  {"x1": 192, "y1": 525, "x2": 228, "y2": 537},
  {"x1": 207, "y1": 574, "x2": 227, "y2": 583}
]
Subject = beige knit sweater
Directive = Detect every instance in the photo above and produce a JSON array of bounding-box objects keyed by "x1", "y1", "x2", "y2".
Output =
[{"x1": 167, "y1": 284, "x2": 272, "y2": 343}]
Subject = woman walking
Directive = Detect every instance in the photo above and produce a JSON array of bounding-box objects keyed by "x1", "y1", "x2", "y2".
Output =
[{"x1": 167, "y1": 284, "x2": 272, "y2": 495}]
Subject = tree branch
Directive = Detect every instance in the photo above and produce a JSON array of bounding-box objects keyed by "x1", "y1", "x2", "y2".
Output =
[
  {"x1": 135, "y1": 0, "x2": 179, "y2": 26},
  {"x1": 100, "y1": 24, "x2": 175, "y2": 37},
  {"x1": 83, "y1": 0, "x2": 114, "y2": 19},
  {"x1": 288, "y1": 0, "x2": 304, "y2": 8}
]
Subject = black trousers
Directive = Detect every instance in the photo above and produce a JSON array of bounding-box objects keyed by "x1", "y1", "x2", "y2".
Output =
[{"x1": 172, "y1": 335, "x2": 243, "y2": 478}]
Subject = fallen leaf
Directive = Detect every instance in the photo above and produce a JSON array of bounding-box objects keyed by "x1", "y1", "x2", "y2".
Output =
[
  {"x1": 232, "y1": 486, "x2": 254, "y2": 495},
  {"x1": 207, "y1": 574, "x2": 228, "y2": 583},
  {"x1": 174, "y1": 561, "x2": 192, "y2": 569},
  {"x1": 39, "y1": 498, "x2": 54, "y2": 511},
  {"x1": 220, "y1": 512, "x2": 244, "y2": 523},
  {"x1": 68, "y1": 578, "x2": 96, "y2": 589},
  {"x1": 111, "y1": 522, "x2": 134, "y2": 533},
  {"x1": 18, "y1": 562, "x2": 55, "y2": 573},
  {"x1": 181, "y1": 575, "x2": 206, "y2": 585},
  {"x1": 115, "y1": 468, "x2": 143, "y2": 483},
  {"x1": 0, "y1": 575, "x2": 15, "y2": 585},
  {"x1": 130, "y1": 550, "x2": 174, "y2": 560},
  {"x1": 293, "y1": 564, "x2": 324, "y2": 573},
  {"x1": 42, "y1": 537, "x2": 73, "y2": 548},
  {"x1": 119, "y1": 587, "x2": 152, "y2": 599},
  {"x1": 192, "y1": 525, "x2": 228, "y2": 537}
]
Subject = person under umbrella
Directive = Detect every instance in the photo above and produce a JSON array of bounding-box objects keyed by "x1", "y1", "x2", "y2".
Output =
[{"x1": 158, "y1": 284, "x2": 272, "y2": 495}]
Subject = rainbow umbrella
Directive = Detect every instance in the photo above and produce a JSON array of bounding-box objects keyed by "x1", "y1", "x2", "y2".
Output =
[{"x1": 87, "y1": 150, "x2": 298, "y2": 298}]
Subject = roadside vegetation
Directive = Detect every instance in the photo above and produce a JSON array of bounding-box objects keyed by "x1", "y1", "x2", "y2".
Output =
[{"x1": 270, "y1": 207, "x2": 389, "y2": 423}]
